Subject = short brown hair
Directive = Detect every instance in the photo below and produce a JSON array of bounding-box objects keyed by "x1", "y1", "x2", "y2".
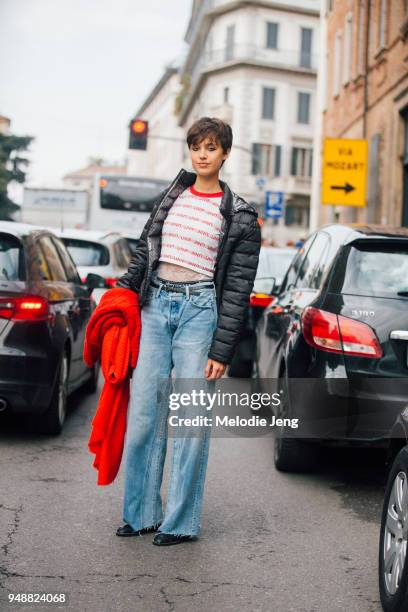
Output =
[{"x1": 186, "y1": 117, "x2": 233, "y2": 152}]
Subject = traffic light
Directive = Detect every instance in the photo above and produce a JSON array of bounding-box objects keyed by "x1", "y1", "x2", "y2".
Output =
[{"x1": 129, "y1": 118, "x2": 148, "y2": 150}]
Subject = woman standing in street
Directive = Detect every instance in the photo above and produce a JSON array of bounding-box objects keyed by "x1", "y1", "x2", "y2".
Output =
[{"x1": 115, "y1": 117, "x2": 261, "y2": 545}]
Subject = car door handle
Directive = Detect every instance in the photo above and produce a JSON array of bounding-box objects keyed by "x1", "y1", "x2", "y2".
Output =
[{"x1": 390, "y1": 330, "x2": 408, "y2": 341}]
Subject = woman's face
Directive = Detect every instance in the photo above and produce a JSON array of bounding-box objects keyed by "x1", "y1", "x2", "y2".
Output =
[{"x1": 189, "y1": 136, "x2": 230, "y2": 178}]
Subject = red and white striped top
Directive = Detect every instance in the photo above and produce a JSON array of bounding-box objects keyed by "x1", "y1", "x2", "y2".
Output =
[{"x1": 157, "y1": 185, "x2": 223, "y2": 280}]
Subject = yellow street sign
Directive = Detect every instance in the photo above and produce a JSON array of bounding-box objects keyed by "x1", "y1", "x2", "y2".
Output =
[{"x1": 322, "y1": 138, "x2": 368, "y2": 206}]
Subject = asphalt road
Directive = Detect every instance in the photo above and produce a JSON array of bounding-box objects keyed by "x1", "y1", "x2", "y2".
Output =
[{"x1": 0, "y1": 378, "x2": 388, "y2": 612}]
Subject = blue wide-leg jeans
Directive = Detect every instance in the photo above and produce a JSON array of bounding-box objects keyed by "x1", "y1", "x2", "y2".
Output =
[{"x1": 122, "y1": 271, "x2": 218, "y2": 536}]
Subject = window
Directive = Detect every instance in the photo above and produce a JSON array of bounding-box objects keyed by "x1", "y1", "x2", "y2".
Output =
[
  {"x1": 281, "y1": 235, "x2": 315, "y2": 293},
  {"x1": 295, "y1": 232, "x2": 330, "y2": 289},
  {"x1": 52, "y1": 237, "x2": 80, "y2": 283},
  {"x1": 253, "y1": 249, "x2": 295, "y2": 293},
  {"x1": 223, "y1": 86, "x2": 229, "y2": 103},
  {"x1": 300, "y1": 27, "x2": 313, "y2": 68},
  {"x1": 378, "y1": 0, "x2": 388, "y2": 49},
  {"x1": 225, "y1": 25, "x2": 235, "y2": 61},
  {"x1": 251, "y1": 143, "x2": 281, "y2": 177},
  {"x1": 333, "y1": 31, "x2": 341, "y2": 96},
  {"x1": 284, "y1": 204, "x2": 305, "y2": 227},
  {"x1": 343, "y1": 13, "x2": 353, "y2": 84},
  {"x1": 38, "y1": 236, "x2": 67, "y2": 282},
  {"x1": 297, "y1": 92, "x2": 311, "y2": 124},
  {"x1": 31, "y1": 243, "x2": 51, "y2": 281},
  {"x1": 338, "y1": 243, "x2": 408, "y2": 298},
  {"x1": 262, "y1": 87, "x2": 275, "y2": 119},
  {"x1": 113, "y1": 239, "x2": 132, "y2": 269},
  {"x1": 62, "y1": 239, "x2": 110, "y2": 267},
  {"x1": 266, "y1": 22, "x2": 279, "y2": 49},
  {"x1": 290, "y1": 147, "x2": 313, "y2": 178},
  {"x1": 0, "y1": 234, "x2": 25, "y2": 281}
]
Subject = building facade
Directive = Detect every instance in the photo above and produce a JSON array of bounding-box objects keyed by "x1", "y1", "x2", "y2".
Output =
[
  {"x1": 177, "y1": 0, "x2": 319, "y2": 243},
  {"x1": 321, "y1": 0, "x2": 408, "y2": 226}
]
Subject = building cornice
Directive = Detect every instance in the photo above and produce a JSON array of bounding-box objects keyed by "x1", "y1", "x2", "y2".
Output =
[
  {"x1": 182, "y1": 1, "x2": 319, "y2": 84},
  {"x1": 178, "y1": 59, "x2": 317, "y2": 125},
  {"x1": 207, "y1": 0, "x2": 319, "y2": 19},
  {"x1": 185, "y1": 0, "x2": 319, "y2": 41}
]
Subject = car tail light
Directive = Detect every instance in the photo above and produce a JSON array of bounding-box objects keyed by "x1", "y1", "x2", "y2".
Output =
[
  {"x1": 0, "y1": 295, "x2": 49, "y2": 321},
  {"x1": 301, "y1": 307, "x2": 382, "y2": 358},
  {"x1": 104, "y1": 277, "x2": 118, "y2": 288},
  {"x1": 250, "y1": 293, "x2": 274, "y2": 307}
]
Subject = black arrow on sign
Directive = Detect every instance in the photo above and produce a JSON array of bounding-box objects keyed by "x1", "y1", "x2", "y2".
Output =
[{"x1": 330, "y1": 182, "x2": 355, "y2": 194}]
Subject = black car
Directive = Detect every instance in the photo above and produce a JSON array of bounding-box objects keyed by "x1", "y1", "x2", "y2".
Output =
[
  {"x1": 227, "y1": 246, "x2": 295, "y2": 377},
  {"x1": 254, "y1": 224, "x2": 408, "y2": 472},
  {"x1": 0, "y1": 222, "x2": 102, "y2": 435},
  {"x1": 378, "y1": 440, "x2": 408, "y2": 612}
]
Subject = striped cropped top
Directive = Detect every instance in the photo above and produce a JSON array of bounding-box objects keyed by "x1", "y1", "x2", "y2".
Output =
[{"x1": 156, "y1": 184, "x2": 224, "y2": 281}]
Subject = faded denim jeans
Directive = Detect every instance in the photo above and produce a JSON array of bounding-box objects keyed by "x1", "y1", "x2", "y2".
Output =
[{"x1": 122, "y1": 271, "x2": 218, "y2": 536}]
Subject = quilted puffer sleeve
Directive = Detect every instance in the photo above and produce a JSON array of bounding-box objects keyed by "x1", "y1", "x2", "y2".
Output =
[{"x1": 208, "y1": 213, "x2": 261, "y2": 365}]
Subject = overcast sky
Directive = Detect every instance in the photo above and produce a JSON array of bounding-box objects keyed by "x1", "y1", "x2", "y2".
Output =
[{"x1": 0, "y1": 0, "x2": 191, "y2": 190}]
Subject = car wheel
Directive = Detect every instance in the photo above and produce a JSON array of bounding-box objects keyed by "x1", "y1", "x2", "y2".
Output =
[
  {"x1": 36, "y1": 351, "x2": 69, "y2": 436},
  {"x1": 379, "y1": 446, "x2": 408, "y2": 611},
  {"x1": 273, "y1": 373, "x2": 317, "y2": 473},
  {"x1": 83, "y1": 363, "x2": 100, "y2": 394}
]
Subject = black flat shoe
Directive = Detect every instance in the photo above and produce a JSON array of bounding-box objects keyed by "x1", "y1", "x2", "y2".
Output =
[
  {"x1": 152, "y1": 532, "x2": 197, "y2": 546},
  {"x1": 116, "y1": 522, "x2": 161, "y2": 537}
]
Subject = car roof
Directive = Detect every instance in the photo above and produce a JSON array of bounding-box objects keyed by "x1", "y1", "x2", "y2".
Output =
[
  {"x1": 320, "y1": 223, "x2": 408, "y2": 243},
  {"x1": 0, "y1": 220, "x2": 57, "y2": 238},
  {"x1": 54, "y1": 228, "x2": 123, "y2": 242}
]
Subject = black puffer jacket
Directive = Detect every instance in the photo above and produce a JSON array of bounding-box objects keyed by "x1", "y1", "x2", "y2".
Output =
[{"x1": 117, "y1": 168, "x2": 261, "y2": 365}]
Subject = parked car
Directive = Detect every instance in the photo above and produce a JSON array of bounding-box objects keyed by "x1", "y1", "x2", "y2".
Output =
[
  {"x1": 227, "y1": 246, "x2": 295, "y2": 377},
  {"x1": 122, "y1": 234, "x2": 141, "y2": 256},
  {"x1": 254, "y1": 224, "x2": 408, "y2": 472},
  {"x1": 0, "y1": 222, "x2": 104, "y2": 434},
  {"x1": 379, "y1": 441, "x2": 408, "y2": 611},
  {"x1": 55, "y1": 229, "x2": 132, "y2": 304}
]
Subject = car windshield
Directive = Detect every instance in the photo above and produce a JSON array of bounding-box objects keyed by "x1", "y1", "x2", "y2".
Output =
[
  {"x1": 61, "y1": 238, "x2": 110, "y2": 267},
  {"x1": 0, "y1": 233, "x2": 25, "y2": 281},
  {"x1": 253, "y1": 249, "x2": 295, "y2": 293},
  {"x1": 341, "y1": 242, "x2": 408, "y2": 298}
]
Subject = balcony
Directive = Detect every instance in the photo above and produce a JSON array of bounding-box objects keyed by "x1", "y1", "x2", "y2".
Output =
[
  {"x1": 203, "y1": 43, "x2": 315, "y2": 76},
  {"x1": 180, "y1": 43, "x2": 317, "y2": 118}
]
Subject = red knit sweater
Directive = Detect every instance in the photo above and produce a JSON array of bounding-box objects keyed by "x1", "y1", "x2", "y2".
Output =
[{"x1": 83, "y1": 288, "x2": 141, "y2": 485}]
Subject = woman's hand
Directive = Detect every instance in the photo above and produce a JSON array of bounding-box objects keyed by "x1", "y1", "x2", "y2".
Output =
[{"x1": 205, "y1": 358, "x2": 226, "y2": 380}]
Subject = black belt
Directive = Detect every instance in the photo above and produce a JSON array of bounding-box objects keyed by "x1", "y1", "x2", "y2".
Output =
[{"x1": 150, "y1": 277, "x2": 215, "y2": 294}]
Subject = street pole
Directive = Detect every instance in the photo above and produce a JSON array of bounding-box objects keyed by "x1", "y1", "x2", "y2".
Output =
[{"x1": 310, "y1": 0, "x2": 327, "y2": 232}]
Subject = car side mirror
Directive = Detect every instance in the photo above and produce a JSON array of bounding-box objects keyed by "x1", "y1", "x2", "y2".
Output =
[{"x1": 85, "y1": 273, "x2": 106, "y2": 290}]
